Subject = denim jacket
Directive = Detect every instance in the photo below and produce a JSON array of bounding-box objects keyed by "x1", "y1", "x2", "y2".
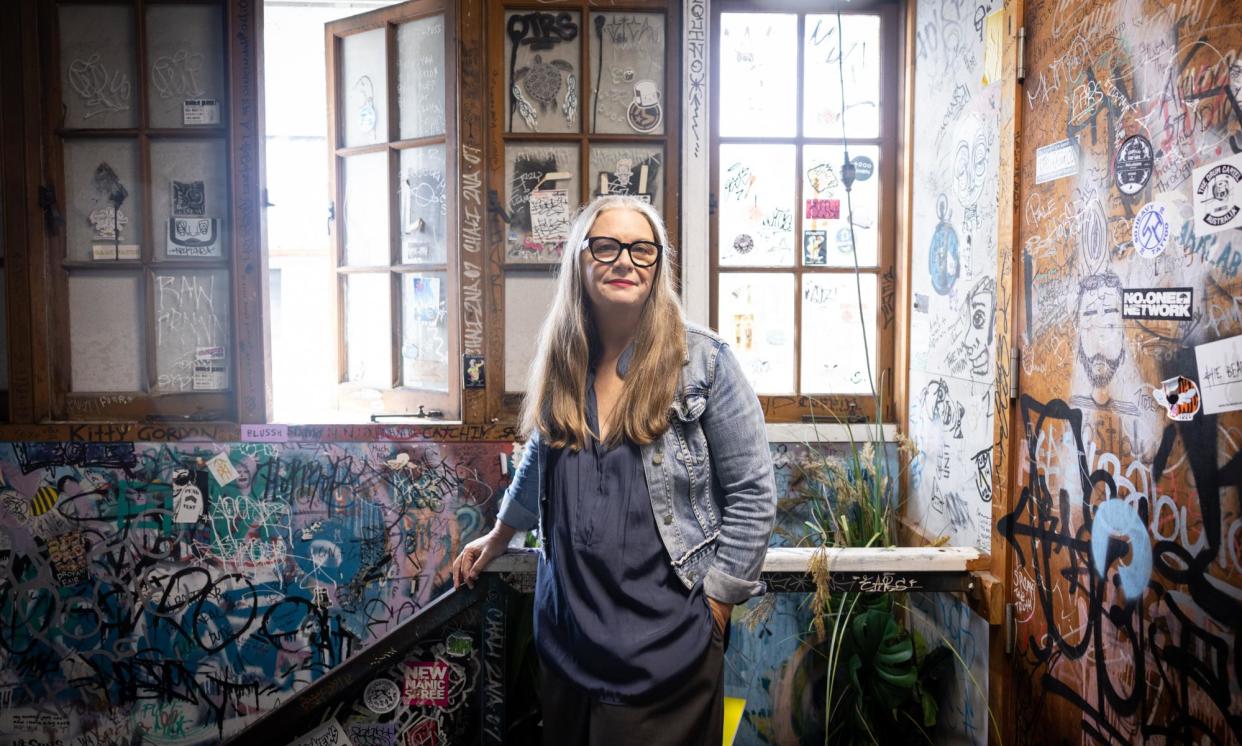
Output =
[{"x1": 496, "y1": 322, "x2": 777, "y2": 605}]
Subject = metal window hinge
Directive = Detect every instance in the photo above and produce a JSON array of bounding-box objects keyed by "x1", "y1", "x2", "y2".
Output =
[
  {"x1": 327, "y1": 201, "x2": 335, "y2": 234},
  {"x1": 1017, "y1": 26, "x2": 1026, "y2": 83},
  {"x1": 1009, "y1": 348, "x2": 1019, "y2": 400},
  {"x1": 1004, "y1": 602, "x2": 1016, "y2": 655}
]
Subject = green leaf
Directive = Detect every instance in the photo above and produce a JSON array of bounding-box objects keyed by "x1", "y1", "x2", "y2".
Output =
[{"x1": 921, "y1": 690, "x2": 939, "y2": 728}]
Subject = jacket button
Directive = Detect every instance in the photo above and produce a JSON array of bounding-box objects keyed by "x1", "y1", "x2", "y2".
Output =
[
  {"x1": 663, "y1": 514, "x2": 673, "y2": 525},
  {"x1": 653, "y1": 452, "x2": 664, "y2": 465}
]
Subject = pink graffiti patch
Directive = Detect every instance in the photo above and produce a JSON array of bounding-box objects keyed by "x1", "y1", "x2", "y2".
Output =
[{"x1": 404, "y1": 661, "x2": 449, "y2": 706}]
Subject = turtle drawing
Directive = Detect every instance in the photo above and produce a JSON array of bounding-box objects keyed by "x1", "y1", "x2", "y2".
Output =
[{"x1": 516, "y1": 54, "x2": 574, "y2": 111}]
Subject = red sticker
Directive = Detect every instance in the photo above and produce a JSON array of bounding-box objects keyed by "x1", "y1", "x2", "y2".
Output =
[{"x1": 806, "y1": 199, "x2": 840, "y2": 220}]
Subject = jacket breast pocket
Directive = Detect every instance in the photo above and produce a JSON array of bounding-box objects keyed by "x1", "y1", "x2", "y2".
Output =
[{"x1": 670, "y1": 392, "x2": 718, "y2": 531}]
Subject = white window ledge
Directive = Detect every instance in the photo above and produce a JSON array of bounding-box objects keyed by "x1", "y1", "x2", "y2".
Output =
[{"x1": 765, "y1": 422, "x2": 899, "y2": 443}]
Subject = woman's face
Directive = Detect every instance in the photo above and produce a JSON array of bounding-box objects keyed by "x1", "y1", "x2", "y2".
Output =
[{"x1": 580, "y1": 208, "x2": 658, "y2": 314}]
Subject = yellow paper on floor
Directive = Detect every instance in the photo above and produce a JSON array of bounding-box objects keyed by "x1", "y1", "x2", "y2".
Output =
[{"x1": 723, "y1": 697, "x2": 745, "y2": 746}]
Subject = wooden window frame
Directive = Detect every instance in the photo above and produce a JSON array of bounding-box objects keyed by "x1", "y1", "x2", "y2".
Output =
[
  {"x1": 491, "y1": 0, "x2": 683, "y2": 415},
  {"x1": 325, "y1": 0, "x2": 462, "y2": 420},
  {"x1": 20, "y1": 0, "x2": 269, "y2": 424},
  {"x1": 710, "y1": 0, "x2": 902, "y2": 424}
]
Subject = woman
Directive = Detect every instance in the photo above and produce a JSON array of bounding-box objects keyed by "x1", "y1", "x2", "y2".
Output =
[{"x1": 452, "y1": 195, "x2": 776, "y2": 745}]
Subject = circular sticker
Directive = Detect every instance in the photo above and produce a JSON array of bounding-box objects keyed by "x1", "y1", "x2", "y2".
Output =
[
  {"x1": 1114, "y1": 134, "x2": 1153, "y2": 195},
  {"x1": 363, "y1": 678, "x2": 401, "y2": 714},
  {"x1": 1196, "y1": 161, "x2": 1242, "y2": 229},
  {"x1": 1131, "y1": 200, "x2": 1170, "y2": 258},
  {"x1": 852, "y1": 155, "x2": 875, "y2": 182}
]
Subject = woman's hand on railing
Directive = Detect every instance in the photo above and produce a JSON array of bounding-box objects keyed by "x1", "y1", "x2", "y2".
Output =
[{"x1": 451, "y1": 523, "x2": 516, "y2": 590}]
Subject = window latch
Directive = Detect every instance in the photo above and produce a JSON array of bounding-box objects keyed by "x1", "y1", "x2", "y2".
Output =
[
  {"x1": 38, "y1": 185, "x2": 65, "y2": 236},
  {"x1": 488, "y1": 190, "x2": 510, "y2": 224}
]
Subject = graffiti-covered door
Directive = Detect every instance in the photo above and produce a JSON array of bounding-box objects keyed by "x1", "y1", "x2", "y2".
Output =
[{"x1": 1004, "y1": 0, "x2": 1242, "y2": 741}]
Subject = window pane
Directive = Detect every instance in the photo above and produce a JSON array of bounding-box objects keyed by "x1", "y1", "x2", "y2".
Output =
[
  {"x1": 151, "y1": 139, "x2": 230, "y2": 260},
  {"x1": 589, "y1": 12, "x2": 666, "y2": 134},
  {"x1": 343, "y1": 151, "x2": 391, "y2": 266},
  {"x1": 400, "y1": 273, "x2": 448, "y2": 391},
  {"x1": 398, "y1": 15, "x2": 446, "y2": 140},
  {"x1": 803, "y1": 14, "x2": 881, "y2": 139},
  {"x1": 504, "y1": 143, "x2": 580, "y2": 263},
  {"x1": 719, "y1": 13, "x2": 797, "y2": 137},
  {"x1": 155, "y1": 270, "x2": 231, "y2": 393},
  {"x1": 589, "y1": 144, "x2": 663, "y2": 206},
  {"x1": 802, "y1": 273, "x2": 877, "y2": 394},
  {"x1": 718, "y1": 144, "x2": 795, "y2": 267},
  {"x1": 505, "y1": 274, "x2": 557, "y2": 392},
  {"x1": 341, "y1": 27, "x2": 388, "y2": 146},
  {"x1": 505, "y1": 10, "x2": 582, "y2": 134},
  {"x1": 346, "y1": 273, "x2": 392, "y2": 388},
  {"x1": 718, "y1": 273, "x2": 794, "y2": 393},
  {"x1": 802, "y1": 145, "x2": 880, "y2": 267},
  {"x1": 63, "y1": 139, "x2": 144, "y2": 262},
  {"x1": 146, "y1": 5, "x2": 227, "y2": 129},
  {"x1": 399, "y1": 145, "x2": 447, "y2": 264},
  {"x1": 60, "y1": 5, "x2": 137, "y2": 129},
  {"x1": 69, "y1": 273, "x2": 145, "y2": 391}
]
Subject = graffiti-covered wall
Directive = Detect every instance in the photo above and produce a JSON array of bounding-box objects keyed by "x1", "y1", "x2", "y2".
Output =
[
  {"x1": 1002, "y1": 0, "x2": 1242, "y2": 741},
  {"x1": 0, "y1": 440, "x2": 507, "y2": 744}
]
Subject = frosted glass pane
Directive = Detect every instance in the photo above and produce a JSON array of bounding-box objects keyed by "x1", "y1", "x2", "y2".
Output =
[
  {"x1": 60, "y1": 5, "x2": 137, "y2": 128},
  {"x1": 398, "y1": 145, "x2": 447, "y2": 264},
  {"x1": 69, "y1": 273, "x2": 144, "y2": 391},
  {"x1": 589, "y1": 144, "x2": 663, "y2": 207},
  {"x1": 505, "y1": 274, "x2": 557, "y2": 391},
  {"x1": 589, "y1": 13, "x2": 665, "y2": 134},
  {"x1": 802, "y1": 145, "x2": 880, "y2": 267},
  {"x1": 151, "y1": 139, "x2": 230, "y2": 260},
  {"x1": 342, "y1": 28, "x2": 388, "y2": 146},
  {"x1": 397, "y1": 15, "x2": 446, "y2": 139},
  {"x1": 802, "y1": 274, "x2": 877, "y2": 393},
  {"x1": 146, "y1": 5, "x2": 227, "y2": 128},
  {"x1": 63, "y1": 139, "x2": 144, "y2": 262},
  {"x1": 505, "y1": 143, "x2": 580, "y2": 263},
  {"x1": 343, "y1": 151, "x2": 391, "y2": 266},
  {"x1": 719, "y1": 14, "x2": 797, "y2": 137},
  {"x1": 154, "y1": 270, "x2": 230, "y2": 393},
  {"x1": 718, "y1": 144, "x2": 795, "y2": 267},
  {"x1": 346, "y1": 273, "x2": 392, "y2": 387},
  {"x1": 718, "y1": 273, "x2": 795, "y2": 394},
  {"x1": 803, "y1": 15, "x2": 881, "y2": 139},
  {"x1": 505, "y1": 10, "x2": 582, "y2": 134},
  {"x1": 401, "y1": 272, "x2": 448, "y2": 391}
]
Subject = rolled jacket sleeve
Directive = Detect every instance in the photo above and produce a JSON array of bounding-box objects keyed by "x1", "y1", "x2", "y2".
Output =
[
  {"x1": 700, "y1": 342, "x2": 777, "y2": 604},
  {"x1": 496, "y1": 431, "x2": 541, "y2": 532}
]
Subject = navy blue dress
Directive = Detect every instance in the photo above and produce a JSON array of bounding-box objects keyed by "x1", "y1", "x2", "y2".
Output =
[{"x1": 533, "y1": 373, "x2": 713, "y2": 705}]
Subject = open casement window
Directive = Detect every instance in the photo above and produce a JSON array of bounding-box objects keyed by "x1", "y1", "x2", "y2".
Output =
[
  {"x1": 493, "y1": 2, "x2": 682, "y2": 403},
  {"x1": 41, "y1": 0, "x2": 255, "y2": 422},
  {"x1": 326, "y1": 1, "x2": 460, "y2": 421},
  {"x1": 711, "y1": 1, "x2": 901, "y2": 423}
]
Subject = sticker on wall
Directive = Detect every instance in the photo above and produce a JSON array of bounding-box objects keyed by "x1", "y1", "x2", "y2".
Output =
[
  {"x1": 193, "y1": 346, "x2": 227, "y2": 390},
  {"x1": 803, "y1": 230, "x2": 828, "y2": 265},
  {"x1": 1192, "y1": 151, "x2": 1242, "y2": 235},
  {"x1": 290, "y1": 719, "x2": 350, "y2": 746},
  {"x1": 528, "y1": 188, "x2": 572, "y2": 247},
  {"x1": 1121, "y1": 287, "x2": 1192, "y2": 320},
  {"x1": 852, "y1": 155, "x2": 874, "y2": 182},
  {"x1": 172, "y1": 180, "x2": 206, "y2": 216},
  {"x1": 1194, "y1": 334, "x2": 1242, "y2": 414},
  {"x1": 446, "y1": 630, "x2": 474, "y2": 656},
  {"x1": 628, "y1": 79, "x2": 663, "y2": 133},
  {"x1": 806, "y1": 198, "x2": 840, "y2": 220},
  {"x1": 171, "y1": 467, "x2": 207, "y2": 523},
  {"x1": 168, "y1": 217, "x2": 222, "y2": 257},
  {"x1": 1151, "y1": 375, "x2": 1201, "y2": 421},
  {"x1": 46, "y1": 532, "x2": 87, "y2": 587},
  {"x1": 405, "y1": 661, "x2": 450, "y2": 706},
  {"x1": 1113, "y1": 134, "x2": 1153, "y2": 195},
  {"x1": 463, "y1": 355, "x2": 486, "y2": 389},
  {"x1": 1131, "y1": 200, "x2": 1170, "y2": 258},
  {"x1": 206, "y1": 452, "x2": 239, "y2": 487},
  {"x1": 363, "y1": 678, "x2": 401, "y2": 714},
  {"x1": 183, "y1": 98, "x2": 220, "y2": 126},
  {"x1": 1034, "y1": 139, "x2": 1078, "y2": 184},
  {"x1": 241, "y1": 424, "x2": 288, "y2": 442}
]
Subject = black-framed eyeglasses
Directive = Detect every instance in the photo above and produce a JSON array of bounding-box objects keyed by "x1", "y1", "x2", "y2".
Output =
[{"x1": 581, "y1": 236, "x2": 662, "y2": 267}]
